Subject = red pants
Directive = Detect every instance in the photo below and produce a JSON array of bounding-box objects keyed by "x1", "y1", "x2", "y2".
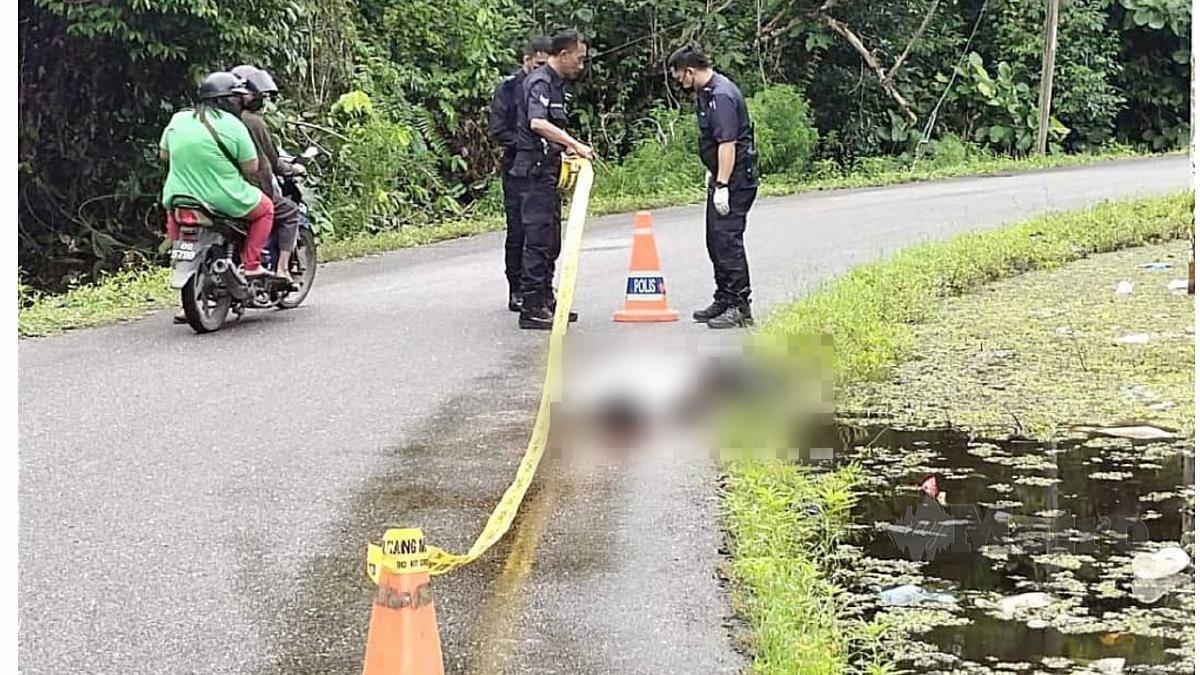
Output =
[{"x1": 166, "y1": 195, "x2": 275, "y2": 272}]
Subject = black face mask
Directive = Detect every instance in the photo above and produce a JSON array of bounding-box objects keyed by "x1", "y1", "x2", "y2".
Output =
[
  {"x1": 672, "y1": 69, "x2": 695, "y2": 92},
  {"x1": 245, "y1": 97, "x2": 265, "y2": 112}
]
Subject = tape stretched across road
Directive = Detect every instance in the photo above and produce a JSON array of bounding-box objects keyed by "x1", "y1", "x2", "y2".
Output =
[{"x1": 367, "y1": 158, "x2": 594, "y2": 580}]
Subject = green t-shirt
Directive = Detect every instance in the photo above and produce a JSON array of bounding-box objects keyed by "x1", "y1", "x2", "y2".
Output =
[{"x1": 159, "y1": 108, "x2": 263, "y2": 218}]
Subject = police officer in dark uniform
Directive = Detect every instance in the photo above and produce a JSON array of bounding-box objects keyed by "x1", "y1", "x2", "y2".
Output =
[
  {"x1": 489, "y1": 36, "x2": 551, "y2": 312},
  {"x1": 668, "y1": 44, "x2": 759, "y2": 329},
  {"x1": 511, "y1": 30, "x2": 592, "y2": 330}
]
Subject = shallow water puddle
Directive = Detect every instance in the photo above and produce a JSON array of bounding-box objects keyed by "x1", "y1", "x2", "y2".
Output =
[{"x1": 840, "y1": 426, "x2": 1195, "y2": 673}]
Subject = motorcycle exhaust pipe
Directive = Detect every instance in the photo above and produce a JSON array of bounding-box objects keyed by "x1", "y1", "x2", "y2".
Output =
[{"x1": 211, "y1": 258, "x2": 253, "y2": 301}]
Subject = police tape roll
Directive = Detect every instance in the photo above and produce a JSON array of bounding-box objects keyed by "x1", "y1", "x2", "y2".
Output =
[
  {"x1": 421, "y1": 158, "x2": 594, "y2": 577},
  {"x1": 557, "y1": 155, "x2": 586, "y2": 191}
]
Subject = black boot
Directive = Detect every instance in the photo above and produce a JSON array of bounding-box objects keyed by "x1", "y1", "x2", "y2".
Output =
[
  {"x1": 692, "y1": 300, "x2": 729, "y2": 323},
  {"x1": 707, "y1": 304, "x2": 754, "y2": 329},
  {"x1": 546, "y1": 295, "x2": 578, "y2": 323},
  {"x1": 519, "y1": 293, "x2": 554, "y2": 330}
]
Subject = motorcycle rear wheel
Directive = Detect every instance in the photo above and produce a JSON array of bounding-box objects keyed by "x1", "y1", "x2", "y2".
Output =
[{"x1": 182, "y1": 271, "x2": 231, "y2": 333}]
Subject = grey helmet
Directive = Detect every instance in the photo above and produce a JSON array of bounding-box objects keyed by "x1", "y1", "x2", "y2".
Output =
[
  {"x1": 198, "y1": 71, "x2": 250, "y2": 100},
  {"x1": 230, "y1": 65, "x2": 279, "y2": 95}
]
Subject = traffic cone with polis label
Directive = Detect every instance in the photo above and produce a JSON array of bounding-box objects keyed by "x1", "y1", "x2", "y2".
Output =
[
  {"x1": 613, "y1": 211, "x2": 679, "y2": 322},
  {"x1": 361, "y1": 528, "x2": 445, "y2": 675}
]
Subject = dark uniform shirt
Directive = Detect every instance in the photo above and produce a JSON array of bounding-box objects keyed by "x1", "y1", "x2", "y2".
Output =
[
  {"x1": 696, "y1": 72, "x2": 758, "y2": 188},
  {"x1": 511, "y1": 64, "x2": 569, "y2": 177},
  {"x1": 488, "y1": 68, "x2": 526, "y2": 165},
  {"x1": 240, "y1": 110, "x2": 286, "y2": 198}
]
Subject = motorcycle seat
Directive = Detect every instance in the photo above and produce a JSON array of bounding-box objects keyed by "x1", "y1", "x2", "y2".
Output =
[{"x1": 168, "y1": 195, "x2": 247, "y2": 233}]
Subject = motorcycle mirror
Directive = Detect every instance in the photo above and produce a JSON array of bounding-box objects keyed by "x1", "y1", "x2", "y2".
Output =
[{"x1": 301, "y1": 146, "x2": 320, "y2": 159}]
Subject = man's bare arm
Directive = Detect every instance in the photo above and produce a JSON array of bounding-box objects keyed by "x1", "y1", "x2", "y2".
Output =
[
  {"x1": 530, "y1": 118, "x2": 593, "y2": 159},
  {"x1": 716, "y1": 142, "x2": 735, "y2": 184}
]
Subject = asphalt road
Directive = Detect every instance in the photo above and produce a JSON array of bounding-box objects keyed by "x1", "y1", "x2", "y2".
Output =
[{"x1": 18, "y1": 156, "x2": 1188, "y2": 674}]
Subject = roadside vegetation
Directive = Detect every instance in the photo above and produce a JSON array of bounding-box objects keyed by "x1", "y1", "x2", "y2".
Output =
[
  {"x1": 21, "y1": 0, "x2": 1189, "y2": 312},
  {"x1": 722, "y1": 191, "x2": 1194, "y2": 673}
]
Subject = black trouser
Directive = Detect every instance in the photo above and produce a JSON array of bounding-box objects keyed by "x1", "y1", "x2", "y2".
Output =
[
  {"x1": 517, "y1": 168, "x2": 562, "y2": 309},
  {"x1": 501, "y1": 160, "x2": 524, "y2": 293},
  {"x1": 705, "y1": 183, "x2": 756, "y2": 308}
]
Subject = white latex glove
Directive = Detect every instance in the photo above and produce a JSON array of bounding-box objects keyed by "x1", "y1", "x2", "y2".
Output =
[{"x1": 712, "y1": 185, "x2": 730, "y2": 216}]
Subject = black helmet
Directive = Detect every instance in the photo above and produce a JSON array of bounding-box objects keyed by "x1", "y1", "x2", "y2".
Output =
[
  {"x1": 198, "y1": 71, "x2": 250, "y2": 100},
  {"x1": 230, "y1": 65, "x2": 279, "y2": 95}
]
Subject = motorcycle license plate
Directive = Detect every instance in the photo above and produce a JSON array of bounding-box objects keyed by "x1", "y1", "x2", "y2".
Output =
[{"x1": 171, "y1": 241, "x2": 197, "y2": 261}]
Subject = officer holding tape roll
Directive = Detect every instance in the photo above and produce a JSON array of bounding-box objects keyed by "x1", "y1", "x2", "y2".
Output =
[
  {"x1": 511, "y1": 29, "x2": 592, "y2": 330},
  {"x1": 668, "y1": 44, "x2": 759, "y2": 329}
]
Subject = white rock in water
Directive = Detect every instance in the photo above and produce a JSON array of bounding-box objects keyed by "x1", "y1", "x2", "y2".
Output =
[
  {"x1": 997, "y1": 592, "x2": 1053, "y2": 618},
  {"x1": 878, "y1": 584, "x2": 956, "y2": 607},
  {"x1": 1026, "y1": 618, "x2": 1049, "y2": 629},
  {"x1": 1074, "y1": 424, "x2": 1176, "y2": 440},
  {"x1": 1131, "y1": 573, "x2": 1186, "y2": 604},
  {"x1": 1132, "y1": 547, "x2": 1190, "y2": 580},
  {"x1": 1090, "y1": 657, "x2": 1125, "y2": 674}
]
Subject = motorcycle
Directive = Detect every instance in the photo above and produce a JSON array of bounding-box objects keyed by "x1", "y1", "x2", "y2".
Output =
[{"x1": 168, "y1": 146, "x2": 321, "y2": 334}]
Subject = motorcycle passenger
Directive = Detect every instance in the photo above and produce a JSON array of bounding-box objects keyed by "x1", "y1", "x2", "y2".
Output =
[
  {"x1": 159, "y1": 72, "x2": 279, "y2": 280},
  {"x1": 229, "y1": 64, "x2": 306, "y2": 278}
]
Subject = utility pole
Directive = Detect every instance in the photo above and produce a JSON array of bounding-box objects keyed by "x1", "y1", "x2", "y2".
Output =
[
  {"x1": 1035, "y1": 0, "x2": 1060, "y2": 155},
  {"x1": 1189, "y1": 0, "x2": 1196, "y2": 295}
]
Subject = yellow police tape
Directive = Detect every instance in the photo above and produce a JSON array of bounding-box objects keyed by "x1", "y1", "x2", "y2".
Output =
[{"x1": 366, "y1": 156, "x2": 594, "y2": 582}]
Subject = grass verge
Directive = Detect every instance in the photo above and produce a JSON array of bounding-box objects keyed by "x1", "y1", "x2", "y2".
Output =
[
  {"x1": 17, "y1": 149, "x2": 1167, "y2": 338},
  {"x1": 590, "y1": 145, "x2": 1156, "y2": 215},
  {"x1": 318, "y1": 214, "x2": 502, "y2": 262},
  {"x1": 18, "y1": 266, "x2": 176, "y2": 339},
  {"x1": 16, "y1": 215, "x2": 503, "y2": 338},
  {"x1": 848, "y1": 238, "x2": 1195, "y2": 438},
  {"x1": 722, "y1": 191, "x2": 1195, "y2": 674},
  {"x1": 723, "y1": 463, "x2": 876, "y2": 674}
]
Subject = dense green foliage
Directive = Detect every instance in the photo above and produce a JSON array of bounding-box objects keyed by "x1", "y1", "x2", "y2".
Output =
[{"x1": 19, "y1": 0, "x2": 1190, "y2": 292}]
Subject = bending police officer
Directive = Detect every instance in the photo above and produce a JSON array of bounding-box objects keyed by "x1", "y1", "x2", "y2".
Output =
[{"x1": 668, "y1": 44, "x2": 759, "y2": 329}]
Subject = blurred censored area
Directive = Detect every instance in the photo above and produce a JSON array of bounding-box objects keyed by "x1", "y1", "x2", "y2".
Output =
[{"x1": 550, "y1": 332, "x2": 842, "y2": 465}]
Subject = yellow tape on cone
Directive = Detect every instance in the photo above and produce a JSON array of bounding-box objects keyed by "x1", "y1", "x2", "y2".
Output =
[{"x1": 413, "y1": 157, "x2": 593, "y2": 577}]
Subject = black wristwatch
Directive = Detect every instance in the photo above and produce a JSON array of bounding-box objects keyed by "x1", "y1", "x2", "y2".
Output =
[{"x1": 714, "y1": 180, "x2": 728, "y2": 189}]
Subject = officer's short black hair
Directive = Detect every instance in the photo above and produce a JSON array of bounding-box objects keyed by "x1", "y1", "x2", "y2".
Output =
[
  {"x1": 550, "y1": 30, "x2": 587, "y2": 55},
  {"x1": 667, "y1": 43, "x2": 711, "y2": 71},
  {"x1": 525, "y1": 36, "x2": 552, "y2": 56}
]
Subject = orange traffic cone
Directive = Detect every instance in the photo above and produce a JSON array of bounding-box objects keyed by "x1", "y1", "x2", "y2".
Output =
[
  {"x1": 613, "y1": 211, "x2": 679, "y2": 322},
  {"x1": 361, "y1": 528, "x2": 445, "y2": 675}
]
